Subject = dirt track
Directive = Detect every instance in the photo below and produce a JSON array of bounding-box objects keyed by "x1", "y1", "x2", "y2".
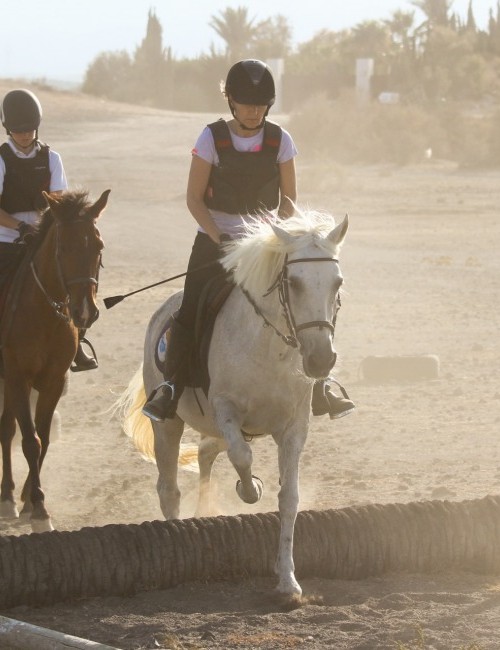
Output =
[{"x1": 1, "y1": 82, "x2": 500, "y2": 649}]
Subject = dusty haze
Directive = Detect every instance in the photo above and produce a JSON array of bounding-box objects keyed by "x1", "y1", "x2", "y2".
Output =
[{"x1": 0, "y1": 81, "x2": 499, "y2": 649}]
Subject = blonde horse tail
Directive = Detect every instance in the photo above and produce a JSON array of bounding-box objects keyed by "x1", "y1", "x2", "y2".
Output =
[
  {"x1": 114, "y1": 364, "x2": 199, "y2": 471},
  {"x1": 112, "y1": 364, "x2": 155, "y2": 461}
]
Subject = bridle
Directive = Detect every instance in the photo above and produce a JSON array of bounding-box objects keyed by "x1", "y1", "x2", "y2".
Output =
[
  {"x1": 241, "y1": 255, "x2": 341, "y2": 350},
  {"x1": 30, "y1": 218, "x2": 102, "y2": 323}
]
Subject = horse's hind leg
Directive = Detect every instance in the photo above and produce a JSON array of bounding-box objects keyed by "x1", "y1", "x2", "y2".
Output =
[
  {"x1": 195, "y1": 434, "x2": 227, "y2": 517},
  {"x1": 0, "y1": 402, "x2": 19, "y2": 519},
  {"x1": 153, "y1": 414, "x2": 184, "y2": 519}
]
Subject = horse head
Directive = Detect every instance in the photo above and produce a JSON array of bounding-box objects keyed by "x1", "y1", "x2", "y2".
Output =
[
  {"x1": 222, "y1": 209, "x2": 349, "y2": 380},
  {"x1": 271, "y1": 214, "x2": 348, "y2": 379},
  {"x1": 42, "y1": 189, "x2": 110, "y2": 329}
]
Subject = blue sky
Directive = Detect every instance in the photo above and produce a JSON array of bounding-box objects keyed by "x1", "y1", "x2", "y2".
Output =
[{"x1": 1, "y1": 0, "x2": 494, "y2": 83}]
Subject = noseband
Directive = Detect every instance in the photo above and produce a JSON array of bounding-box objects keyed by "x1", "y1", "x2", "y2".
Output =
[
  {"x1": 242, "y1": 255, "x2": 341, "y2": 349},
  {"x1": 30, "y1": 219, "x2": 102, "y2": 322}
]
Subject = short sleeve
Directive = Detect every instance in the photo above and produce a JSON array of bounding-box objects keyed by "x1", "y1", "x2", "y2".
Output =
[
  {"x1": 0, "y1": 156, "x2": 5, "y2": 195},
  {"x1": 278, "y1": 128, "x2": 298, "y2": 164},
  {"x1": 48, "y1": 150, "x2": 68, "y2": 192},
  {"x1": 191, "y1": 126, "x2": 218, "y2": 165}
]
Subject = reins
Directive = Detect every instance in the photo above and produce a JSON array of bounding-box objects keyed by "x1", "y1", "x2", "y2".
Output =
[
  {"x1": 30, "y1": 219, "x2": 101, "y2": 322},
  {"x1": 242, "y1": 255, "x2": 341, "y2": 350},
  {"x1": 30, "y1": 261, "x2": 71, "y2": 322}
]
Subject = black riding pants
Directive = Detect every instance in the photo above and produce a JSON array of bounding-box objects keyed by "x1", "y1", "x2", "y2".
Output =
[{"x1": 176, "y1": 232, "x2": 225, "y2": 331}]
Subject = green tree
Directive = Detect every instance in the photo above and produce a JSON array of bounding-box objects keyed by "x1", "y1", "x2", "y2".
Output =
[
  {"x1": 385, "y1": 10, "x2": 419, "y2": 93},
  {"x1": 133, "y1": 9, "x2": 172, "y2": 107},
  {"x1": 82, "y1": 51, "x2": 133, "y2": 101},
  {"x1": 253, "y1": 15, "x2": 292, "y2": 59},
  {"x1": 412, "y1": 0, "x2": 453, "y2": 28},
  {"x1": 209, "y1": 6, "x2": 257, "y2": 61},
  {"x1": 466, "y1": 0, "x2": 477, "y2": 32}
]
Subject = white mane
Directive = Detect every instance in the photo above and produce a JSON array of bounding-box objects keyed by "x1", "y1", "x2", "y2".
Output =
[{"x1": 221, "y1": 208, "x2": 343, "y2": 299}]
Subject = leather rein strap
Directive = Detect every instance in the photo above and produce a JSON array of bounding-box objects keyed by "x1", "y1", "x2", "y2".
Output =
[{"x1": 243, "y1": 255, "x2": 340, "y2": 349}]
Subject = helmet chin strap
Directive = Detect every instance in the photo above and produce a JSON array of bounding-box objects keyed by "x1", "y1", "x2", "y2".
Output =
[
  {"x1": 237, "y1": 118, "x2": 266, "y2": 131},
  {"x1": 229, "y1": 100, "x2": 270, "y2": 131}
]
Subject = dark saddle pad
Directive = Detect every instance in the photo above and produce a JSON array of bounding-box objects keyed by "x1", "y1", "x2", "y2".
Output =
[{"x1": 154, "y1": 274, "x2": 234, "y2": 396}]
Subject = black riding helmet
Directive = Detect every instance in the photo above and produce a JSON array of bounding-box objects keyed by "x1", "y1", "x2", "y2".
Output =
[
  {"x1": 225, "y1": 59, "x2": 275, "y2": 107},
  {"x1": 1, "y1": 89, "x2": 42, "y2": 134},
  {"x1": 224, "y1": 60, "x2": 275, "y2": 130}
]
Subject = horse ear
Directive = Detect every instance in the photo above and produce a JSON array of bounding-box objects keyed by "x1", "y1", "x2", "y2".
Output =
[
  {"x1": 271, "y1": 223, "x2": 295, "y2": 247},
  {"x1": 90, "y1": 189, "x2": 111, "y2": 219},
  {"x1": 41, "y1": 191, "x2": 56, "y2": 210},
  {"x1": 327, "y1": 214, "x2": 348, "y2": 246}
]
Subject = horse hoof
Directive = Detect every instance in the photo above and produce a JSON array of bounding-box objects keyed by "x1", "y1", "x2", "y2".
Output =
[
  {"x1": 275, "y1": 576, "x2": 303, "y2": 601},
  {"x1": 274, "y1": 590, "x2": 304, "y2": 610},
  {"x1": 236, "y1": 475, "x2": 264, "y2": 504},
  {"x1": 0, "y1": 500, "x2": 19, "y2": 519},
  {"x1": 31, "y1": 517, "x2": 54, "y2": 534}
]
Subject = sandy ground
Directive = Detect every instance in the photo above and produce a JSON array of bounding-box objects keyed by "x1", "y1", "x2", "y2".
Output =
[{"x1": 0, "y1": 82, "x2": 500, "y2": 649}]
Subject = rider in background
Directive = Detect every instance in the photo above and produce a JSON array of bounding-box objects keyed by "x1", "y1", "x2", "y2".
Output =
[
  {"x1": 0, "y1": 88, "x2": 98, "y2": 372},
  {"x1": 142, "y1": 59, "x2": 355, "y2": 422}
]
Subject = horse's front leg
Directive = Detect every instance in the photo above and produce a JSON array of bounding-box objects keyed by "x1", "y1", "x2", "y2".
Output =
[
  {"x1": 18, "y1": 379, "x2": 65, "y2": 531},
  {"x1": 274, "y1": 422, "x2": 309, "y2": 597},
  {"x1": 153, "y1": 415, "x2": 184, "y2": 519},
  {"x1": 8, "y1": 379, "x2": 55, "y2": 533},
  {"x1": 212, "y1": 398, "x2": 263, "y2": 504},
  {"x1": 0, "y1": 397, "x2": 19, "y2": 519}
]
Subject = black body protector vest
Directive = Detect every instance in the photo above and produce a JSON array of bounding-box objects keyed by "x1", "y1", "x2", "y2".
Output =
[
  {"x1": 0, "y1": 142, "x2": 51, "y2": 214},
  {"x1": 204, "y1": 119, "x2": 282, "y2": 215}
]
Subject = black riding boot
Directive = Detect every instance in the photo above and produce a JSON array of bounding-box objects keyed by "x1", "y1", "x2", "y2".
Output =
[
  {"x1": 142, "y1": 319, "x2": 191, "y2": 422},
  {"x1": 312, "y1": 379, "x2": 355, "y2": 420},
  {"x1": 71, "y1": 329, "x2": 98, "y2": 372}
]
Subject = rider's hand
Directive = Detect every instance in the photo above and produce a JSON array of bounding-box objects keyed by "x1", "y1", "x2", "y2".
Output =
[
  {"x1": 14, "y1": 221, "x2": 37, "y2": 244},
  {"x1": 219, "y1": 233, "x2": 233, "y2": 244}
]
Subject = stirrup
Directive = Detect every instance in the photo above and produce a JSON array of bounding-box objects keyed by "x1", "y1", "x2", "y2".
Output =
[
  {"x1": 142, "y1": 381, "x2": 177, "y2": 422},
  {"x1": 312, "y1": 378, "x2": 355, "y2": 419},
  {"x1": 70, "y1": 337, "x2": 98, "y2": 372},
  {"x1": 325, "y1": 378, "x2": 355, "y2": 420}
]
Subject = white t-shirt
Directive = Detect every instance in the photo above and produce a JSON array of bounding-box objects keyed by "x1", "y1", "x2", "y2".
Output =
[
  {"x1": 191, "y1": 121, "x2": 298, "y2": 237},
  {"x1": 0, "y1": 138, "x2": 68, "y2": 243}
]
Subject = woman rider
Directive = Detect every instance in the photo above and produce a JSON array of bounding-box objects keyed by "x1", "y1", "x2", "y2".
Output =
[
  {"x1": 0, "y1": 88, "x2": 98, "y2": 371},
  {"x1": 142, "y1": 59, "x2": 354, "y2": 422}
]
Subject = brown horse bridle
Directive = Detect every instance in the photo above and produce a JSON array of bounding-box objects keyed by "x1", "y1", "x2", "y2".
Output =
[
  {"x1": 30, "y1": 218, "x2": 102, "y2": 323},
  {"x1": 242, "y1": 255, "x2": 341, "y2": 350}
]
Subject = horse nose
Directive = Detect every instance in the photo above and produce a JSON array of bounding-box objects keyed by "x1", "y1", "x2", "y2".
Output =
[
  {"x1": 304, "y1": 350, "x2": 337, "y2": 379},
  {"x1": 72, "y1": 304, "x2": 99, "y2": 329}
]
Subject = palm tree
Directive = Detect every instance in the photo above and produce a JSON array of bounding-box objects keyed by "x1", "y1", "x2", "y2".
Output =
[
  {"x1": 209, "y1": 6, "x2": 257, "y2": 62},
  {"x1": 411, "y1": 0, "x2": 453, "y2": 27}
]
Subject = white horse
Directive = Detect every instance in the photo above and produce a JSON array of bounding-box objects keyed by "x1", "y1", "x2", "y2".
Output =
[{"x1": 121, "y1": 209, "x2": 348, "y2": 597}]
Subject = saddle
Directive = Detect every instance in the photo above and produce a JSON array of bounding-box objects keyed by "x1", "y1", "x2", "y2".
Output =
[{"x1": 154, "y1": 274, "x2": 234, "y2": 397}]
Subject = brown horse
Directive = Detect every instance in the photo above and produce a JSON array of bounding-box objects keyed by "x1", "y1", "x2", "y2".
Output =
[{"x1": 0, "y1": 189, "x2": 109, "y2": 533}]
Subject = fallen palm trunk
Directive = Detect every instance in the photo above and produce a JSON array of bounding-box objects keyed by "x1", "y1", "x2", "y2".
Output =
[{"x1": 0, "y1": 495, "x2": 499, "y2": 609}]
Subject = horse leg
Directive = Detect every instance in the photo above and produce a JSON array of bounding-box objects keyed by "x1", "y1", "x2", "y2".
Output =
[
  {"x1": 212, "y1": 398, "x2": 263, "y2": 505},
  {"x1": 0, "y1": 397, "x2": 19, "y2": 519},
  {"x1": 153, "y1": 415, "x2": 184, "y2": 519},
  {"x1": 195, "y1": 434, "x2": 227, "y2": 517},
  {"x1": 17, "y1": 381, "x2": 63, "y2": 533},
  {"x1": 274, "y1": 425, "x2": 308, "y2": 597}
]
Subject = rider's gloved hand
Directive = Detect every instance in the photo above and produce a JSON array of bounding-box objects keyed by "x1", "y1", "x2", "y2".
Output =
[
  {"x1": 14, "y1": 221, "x2": 37, "y2": 244},
  {"x1": 219, "y1": 233, "x2": 233, "y2": 244}
]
